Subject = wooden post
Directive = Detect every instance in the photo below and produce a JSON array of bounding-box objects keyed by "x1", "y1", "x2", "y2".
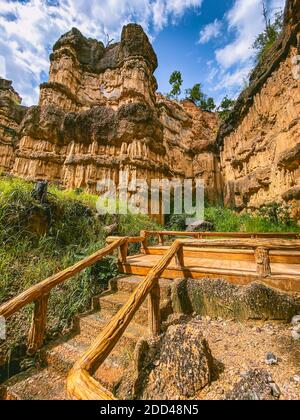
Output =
[
  {"x1": 140, "y1": 230, "x2": 148, "y2": 254},
  {"x1": 255, "y1": 247, "x2": 271, "y2": 278},
  {"x1": 118, "y1": 241, "x2": 128, "y2": 264},
  {"x1": 148, "y1": 280, "x2": 161, "y2": 337},
  {"x1": 158, "y1": 233, "x2": 164, "y2": 246},
  {"x1": 27, "y1": 294, "x2": 49, "y2": 355},
  {"x1": 175, "y1": 245, "x2": 184, "y2": 268}
]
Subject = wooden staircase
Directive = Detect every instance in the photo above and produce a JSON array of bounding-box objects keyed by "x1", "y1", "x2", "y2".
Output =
[{"x1": 1, "y1": 276, "x2": 172, "y2": 400}]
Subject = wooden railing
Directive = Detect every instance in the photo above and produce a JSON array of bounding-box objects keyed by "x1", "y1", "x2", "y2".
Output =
[
  {"x1": 139, "y1": 230, "x2": 300, "y2": 248},
  {"x1": 0, "y1": 237, "x2": 128, "y2": 355},
  {"x1": 67, "y1": 235, "x2": 300, "y2": 400}
]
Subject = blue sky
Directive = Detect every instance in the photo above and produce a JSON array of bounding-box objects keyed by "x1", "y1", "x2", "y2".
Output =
[{"x1": 0, "y1": 0, "x2": 285, "y2": 106}]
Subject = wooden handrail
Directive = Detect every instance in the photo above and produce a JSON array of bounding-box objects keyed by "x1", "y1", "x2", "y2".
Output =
[
  {"x1": 143, "y1": 230, "x2": 300, "y2": 240},
  {"x1": 179, "y1": 238, "x2": 300, "y2": 250},
  {"x1": 66, "y1": 240, "x2": 181, "y2": 400},
  {"x1": 0, "y1": 237, "x2": 128, "y2": 355}
]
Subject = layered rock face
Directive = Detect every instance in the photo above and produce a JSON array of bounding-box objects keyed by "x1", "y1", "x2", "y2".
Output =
[
  {"x1": 12, "y1": 25, "x2": 164, "y2": 196},
  {"x1": 0, "y1": 79, "x2": 27, "y2": 172},
  {"x1": 219, "y1": 0, "x2": 300, "y2": 215},
  {"x1": 7, "y1": 24, "x2": 220, "y2": 216},
  {"x1": 157, "y1": 95, "x2": 221, "y2": 202}
]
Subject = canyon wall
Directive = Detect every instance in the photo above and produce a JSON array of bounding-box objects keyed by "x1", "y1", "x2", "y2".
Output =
[
  {"x1": 1, "y1": 24, "x2": 220, "y2": 220},
  {"x1": 0, "y1": 79, "x2": 27, "y2": 173},
  {"x1": 219, "y1": 0, "x2": 300, "y2": 217}
]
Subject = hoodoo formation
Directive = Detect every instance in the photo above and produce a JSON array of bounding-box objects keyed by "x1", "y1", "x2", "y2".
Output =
[{"x1": 0, "y1": 0, "x2": 299, "y2": 219}]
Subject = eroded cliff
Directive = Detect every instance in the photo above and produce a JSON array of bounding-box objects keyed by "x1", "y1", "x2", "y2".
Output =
[
  {"x1": 2, "y1": 23, "x2": 220, "y2": 216},
  {"x1": 0, "y1": 78, "x2": 27, "y2": 173},
  {"x1": 219, "y1": 0, "x2": 300, "y2": 217}
]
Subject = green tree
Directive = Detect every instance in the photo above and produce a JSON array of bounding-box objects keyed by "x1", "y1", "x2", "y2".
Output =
[
  {"x1": 252, "y1": 1, "x2": 283, "y2": 65},
  {"x1": 168, "y1": 70, "x2": 183, "y2": 99},
  {"x1": 218, "y1": 96, "x2": 235, "y2": 120},
  {"x1": 203, "y1": 97, "x2": 216, "y2": 112},
  {"x1": 185, "y1": 83, "x2": 205, "y2": 106},
  {"x1": 185, "y1": 83, "x2": 216, "y2": 112}
]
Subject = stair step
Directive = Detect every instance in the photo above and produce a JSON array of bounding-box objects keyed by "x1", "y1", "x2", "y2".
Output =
[
  {"x1": 79, "y1": 312, "x2": 148, "y2": 341},
  {"x1": 96, "y1": 292, "x2": 149, "y2": 326},
  {"x1": 41, "y1": 326, "x2": 141, "y2": 391},
  {"x1": 2, "y1": 368, "x2": 67, "y2": 400},
  {"x1": 110, "y1": 276, "x2": 172, "y2": 300}
]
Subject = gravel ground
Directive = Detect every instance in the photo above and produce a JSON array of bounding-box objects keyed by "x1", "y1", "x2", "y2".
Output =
[{"x1": 193, "y1": 317, "x2": 300, "y2": 400}]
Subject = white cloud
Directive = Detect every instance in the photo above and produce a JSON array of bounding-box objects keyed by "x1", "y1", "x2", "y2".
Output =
[
  {"x1": 205, "y1": 0, "x2": 285, "y2": 101},
  {"x1": 215, "y1": 0, "x2": 265, "y2": 69},
  {"x1": 0, "y1": 55, "x2": 6, "y2": 78},
  {"x1": 198, "y1": 19, "x2": 222, "y2": 44},
  {"x1": 0, "y1": 0, "x2": 203, "y2": 105}
]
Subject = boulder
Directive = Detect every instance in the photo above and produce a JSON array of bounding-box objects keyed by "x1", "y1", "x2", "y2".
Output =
[
  {"x1": 134, "y1": 322, "x2": 213, "y2": 400},
  {"x1": 186, "y1": 220, "x2": 214, "y2": 232},
  {"x1": 171, "y1": 278, "x2": 300, "y2": 321}
]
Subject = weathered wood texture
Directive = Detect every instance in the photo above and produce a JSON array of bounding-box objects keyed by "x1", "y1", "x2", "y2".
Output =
[
  {"x1": 27, "y1": 294, "x2": 49, "y2": 355},
  {"x1": 0, "y1": 238, "x2": 127, "y2": 319},
  {"x1": 67, "y1": 368, "x2": 116, "y2": 400},
  {"x1": 180, "y1": 238, "x2": 300, "y2": 250},
  {"x1": 255, "y1": 247, "x2": 271, "y2": 278},
  {"x1": 148, "y1": 280, "x2": 161, "y2": 337},
  {"x1": 143, "y1": 231, "x2": 300, "y2": 240}
]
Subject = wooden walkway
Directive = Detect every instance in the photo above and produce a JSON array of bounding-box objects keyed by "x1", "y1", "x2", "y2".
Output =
[{"x1": 119, "y1": 245, "x2": 300, "y2": 292}]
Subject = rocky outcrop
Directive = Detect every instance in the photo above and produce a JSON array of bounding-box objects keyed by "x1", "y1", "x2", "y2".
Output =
[
  {"x1": 219, "y1": 0, "x2": 300, "y2": 213},
  {"x1": 132, "y1": 322, "x2": 213, "y2": 400},
  {"x1": 1, "y1": 24, "x2": 220, "y2": 219},
  {"x1": 171, "y1": 278, "x2": 300, "y2": 321},
  {"x1": 157, "y1": 95, "x2": 221, "y2": 202},
  {"x1": 0, "y1": 78, "x2": 27, "y2": 172}
]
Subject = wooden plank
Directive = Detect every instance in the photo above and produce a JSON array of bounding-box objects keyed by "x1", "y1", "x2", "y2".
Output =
[
  {"x1": 27, "y1": 294, "x2": 49, "y2": 356},
  {"x1": 0, "y1": 237, "x2": 127, "y2": 319},
  {"x1": 145, "y1": 246, "x2": 300, "y2": 264},
  {"x1": 119, "y1": 263, "x2": 300, "y2": 293}
]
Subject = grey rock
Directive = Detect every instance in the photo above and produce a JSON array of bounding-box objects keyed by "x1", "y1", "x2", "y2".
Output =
[
  {"x1": 291, "y1": 315, "x2": 300, "y2": 326},
  {"x1": 226, "y1": 369, "x2": 281, "y2": 400},
  {"x1": 186, "y1": 220, "x2": 214, "y2": 233},
  {"x1": 265, "y1": 352, "x2": 278, "y2": 366},
  {"x1": 290, "y1": 374, "x2": 300, "y2": 383}
]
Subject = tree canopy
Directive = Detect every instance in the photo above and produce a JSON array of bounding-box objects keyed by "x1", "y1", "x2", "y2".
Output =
[
  {"x1": 168, "y1": 70, "x2": 183, "y2": 99},
  {"x1": 185, "y1": 83, "x2": 216, "y2": 112}
]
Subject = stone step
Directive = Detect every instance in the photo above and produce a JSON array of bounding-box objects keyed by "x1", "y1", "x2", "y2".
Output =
[
  {"x1": 109, "y1": 276, "x2": 172, "y2": 300},
  {"x1": 96, "y1": 292, "x2": 149, "y2": 326},
  {"x1": 2, "y1": 368, "x2": 68, "y2": 400},
  {"x1": 78, "y1": 312, "x2": 148, "y2": 341}
]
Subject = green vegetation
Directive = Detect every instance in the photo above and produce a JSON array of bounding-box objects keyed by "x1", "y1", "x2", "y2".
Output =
[
  {"x1": 185, "y1": 83, "x2": 216, "y2": 111},
  {"x1": 0, "y1": 176, "x2": 160, "y2": 376},
  {"x1": 217, "y1": 96, "x2": 236, "y2": 121},
  {"x1": 252, "y1": 1, "x2": 283, "y2": 66},
  {"x1": 167, "y1": 204, "x2": 300, "y2": 233},
  {"x1": 168, "y1": 70, "x2": 183, "y2": 99}
]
